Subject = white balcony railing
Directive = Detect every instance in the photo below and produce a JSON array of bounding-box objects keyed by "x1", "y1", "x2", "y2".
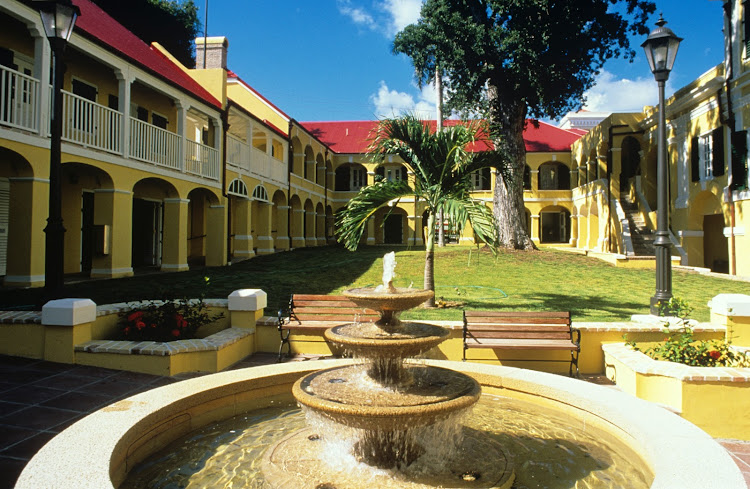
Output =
[
  {"x1": 61, "y1": 91, "x2": 122, "y2": 154},
  {"x1": 250, "y1": 146, "x2": 287, "y2": 184},
  {"x1": 185, "y1": 139, "x2": 219, "y2": 180},
  {"x1": 129, "y1": 117, "x2": 181, "y2": 171},
  {"x1": 226, "y1": 134, "x2": 250, "y2": 172},
  {"x1": 0, "y1": 65, "x2": 39, "y2": 132}
]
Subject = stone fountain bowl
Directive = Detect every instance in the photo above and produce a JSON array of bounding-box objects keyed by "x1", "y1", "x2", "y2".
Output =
[
  {"x1": 325, "y1": 322, "x2": 449, "y2": 359},
  {"x1": 343, "y1": 287, "x2": 434, "y2": 313},
  {"x1": 292, "y1": 364, "x2": 481, "y2": 431}
]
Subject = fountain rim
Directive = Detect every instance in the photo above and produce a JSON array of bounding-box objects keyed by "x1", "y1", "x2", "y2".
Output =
[{"x1": 15, "y1": 359, "x2": 745, "y2": 489}]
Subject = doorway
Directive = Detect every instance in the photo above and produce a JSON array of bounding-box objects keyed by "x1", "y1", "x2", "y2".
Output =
[{"x1": 132, "y1": 198, "x2": 162, "y2": 267}]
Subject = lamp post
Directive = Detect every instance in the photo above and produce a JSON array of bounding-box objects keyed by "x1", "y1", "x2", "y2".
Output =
[
  {"x1": 34, "y1": 0, "x2": 80, "y2": 299},
  {"x1": 641, "y1": 15, "x2": 682, "y2": 315}
]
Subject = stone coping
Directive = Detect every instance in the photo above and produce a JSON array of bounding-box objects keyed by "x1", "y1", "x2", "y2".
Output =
[
  {"x1": 15, "y1": 360, "x2": 745, "y2": 489},
  {"x1": 74, "y1": 327, "x2": 253, "y2": 357},
  {"x1": 95, "y1": 299, "x2": 229, "y2": 317},
  {"x1": 602, "y1": 343, "x2": 750, "y2": 382}
]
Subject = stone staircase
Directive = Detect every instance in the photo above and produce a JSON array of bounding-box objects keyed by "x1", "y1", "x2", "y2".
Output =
[{"x1": 620, "y1": 196, "x2": 656, "y2": 257}]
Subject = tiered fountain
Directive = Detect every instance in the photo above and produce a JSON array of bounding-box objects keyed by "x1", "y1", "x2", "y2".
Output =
[{"x1": 262, "y1": 252, "x2": 515, "y2": 488}]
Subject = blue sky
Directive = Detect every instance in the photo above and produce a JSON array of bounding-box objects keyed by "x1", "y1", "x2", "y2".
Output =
[{"x1": 197, "y1": 1, "x2": 725, "y2": 123}]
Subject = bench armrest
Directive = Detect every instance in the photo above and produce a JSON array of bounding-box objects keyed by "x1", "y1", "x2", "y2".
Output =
[{"x1": 572, "y1": 328, "x2": 581, "y2": 347}]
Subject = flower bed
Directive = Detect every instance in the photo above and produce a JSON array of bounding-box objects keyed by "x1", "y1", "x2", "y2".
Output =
[{"x1": 603, "y1": 342, "x2": 750, "y2": 440}]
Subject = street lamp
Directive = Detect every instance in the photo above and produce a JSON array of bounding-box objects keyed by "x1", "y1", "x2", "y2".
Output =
[
  {"x1": 642, "y1": 14, "x2": 682, "y2": 315},
  {"x1": 35, "y1": 0, "x2": 80, "y2": 299}
]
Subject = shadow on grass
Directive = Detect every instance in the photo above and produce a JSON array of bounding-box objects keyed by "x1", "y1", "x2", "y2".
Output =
[{"x1": 0, "y1": 246, "x2": 384, "y2": 313}]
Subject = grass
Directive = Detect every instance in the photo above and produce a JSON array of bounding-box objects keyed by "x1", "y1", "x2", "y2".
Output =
[{"x1": 2, "y1": 245, "x2": 748, "y2": 322}]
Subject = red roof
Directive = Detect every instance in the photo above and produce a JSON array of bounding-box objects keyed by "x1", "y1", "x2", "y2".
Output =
[
  {"x1": 72, "y1": 0, "x2": 221, "y2": 109},
  {"x1": 301, "y1": 119, "x2": 580, "y2": 154}
]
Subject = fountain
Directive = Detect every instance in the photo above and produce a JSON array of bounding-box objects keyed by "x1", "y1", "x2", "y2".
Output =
[
  {"x1": 16, "y1": 255, "x2": 748, "y2": 489},
  {"x1": 261, "y1": 252, "x2": 514, "y2": 487}
]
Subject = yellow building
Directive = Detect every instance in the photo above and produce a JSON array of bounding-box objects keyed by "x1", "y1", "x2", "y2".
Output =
[{"x1": 570, "y1": 0, "x2": 750, "y2": 277}]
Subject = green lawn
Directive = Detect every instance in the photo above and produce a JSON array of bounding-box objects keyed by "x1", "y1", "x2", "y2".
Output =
[{"x1": 2, "y1": 246, "x2": 748, "y2": 322}]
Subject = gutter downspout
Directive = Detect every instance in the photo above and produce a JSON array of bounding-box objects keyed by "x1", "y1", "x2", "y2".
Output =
[
  {"x1": 324, "y1": 149, "x2": 329, "y2": 244},
  {"x1": 221, "y1": 109, "x2": 230, "y2": 264},
  {"x1": 723, "y1": 0, "x2": 738, "y2": 275}
]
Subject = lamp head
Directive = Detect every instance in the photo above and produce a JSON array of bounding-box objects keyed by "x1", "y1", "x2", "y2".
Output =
[
  {"x1": 641, "y1": 14, "x2": 683, "y2": 82},
  {"x1": 34, "y1": 0, "x2": 80, "y2": 42}
]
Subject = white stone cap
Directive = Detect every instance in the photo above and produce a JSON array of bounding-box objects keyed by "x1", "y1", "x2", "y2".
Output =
[
  {"x1": 228, "y1": 289, "x2": 267, "y2": 311},
  {"x1": 42, "y1": 299, "x2": 97, "y2": 326},
  {"x1": 630, "y1": 314, "x2": 697, "y2": 328},
  {"x1": 708, "y1": 294, "x2": 750, "y2": 317}
]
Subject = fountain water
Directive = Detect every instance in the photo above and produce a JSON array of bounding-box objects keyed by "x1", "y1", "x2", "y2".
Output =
[{"x1": 263, "y1": 252, "x2": 515, "y2": 487}]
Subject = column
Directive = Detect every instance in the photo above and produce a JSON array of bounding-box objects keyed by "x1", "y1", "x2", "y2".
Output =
[
  {"x1": 291, "y1": 209, "x2": 306, "y2": 248},
  {"x1": 256, "y1": 202, "x2": 274, "y2": 255},
  {"x1": 530, "y1": 214, "x2": 540, "y2": 244},
  {"x1": 90, "y1": 189, "x2": 133, "y2": 279},
  {"x1": 275, "y1": 205, "x2": 290, "y2": 251},
  {"x1": 3, "y1": 177, "x2": 48, "y2": 287},
  {"x1": 205, "y1": 203, "x2": 226, "y2": 266},
  {"x1": 305, "y1": 211, "x2": 317, "y2": 246},
  {"x1": 232, "y1": 199, "x2": 254, "y2": 261},
  {"x1": 175, "y1": 100, "x2": 187, "y2": 172},
  {"x1": 161, "y1": 198, "x2": 189, "y2": 271},
  {"x1": 366, "y1": 219, "x2": 376, "y2": 245},
  {"x1": 570, "y1": 213, "x2": 579, "y2": 247},
  {"x1": 32, "y1": 28, "x2": 50, "y2": 138},
  {"x1": 115, "y1": 69, "x2": 133, "y2": 158}
]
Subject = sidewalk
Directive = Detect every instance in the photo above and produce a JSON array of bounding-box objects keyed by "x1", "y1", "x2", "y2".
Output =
[{"x1": 1, "y1": 353, "x2": 749, "y2": 488}]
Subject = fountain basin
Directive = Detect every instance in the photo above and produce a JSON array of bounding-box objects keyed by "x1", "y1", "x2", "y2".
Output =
[
  {"x1": 325, "y1": 322, "x2": 450, "y2": 359},
  {"x1": 343, "y1": 287, "x2": 434, "y2": 313},
  {"x1": 15, "y1": 359, "x2": 746, "y2": 489},
  {"x1": 293, "y1": 364, "x2": 480, "y2": 430}
]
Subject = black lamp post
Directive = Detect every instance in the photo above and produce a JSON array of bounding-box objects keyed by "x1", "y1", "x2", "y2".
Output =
[
  {"x1": 35, "y1": 0, "x2": 79, "y2": 299},
  {"x1": 641, "y1": 14, "x2": 682, "y2": 315}
]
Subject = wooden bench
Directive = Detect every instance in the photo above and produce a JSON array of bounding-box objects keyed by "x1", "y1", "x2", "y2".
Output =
[
  {"x1": 277, "y1": 294, "x2": 378, "y2": 362},
  {"x1": 462, "y1": 310, "x2": 580, "y2": 376}
]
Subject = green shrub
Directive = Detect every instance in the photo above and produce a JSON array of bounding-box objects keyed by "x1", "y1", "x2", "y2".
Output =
[{"x1": 626, "y1": 298, "x2": 750, "y2": 368}]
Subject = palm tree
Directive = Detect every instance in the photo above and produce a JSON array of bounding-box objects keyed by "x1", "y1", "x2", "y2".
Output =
[{"x1": 335, "y1": 115, "x2": 502, "y2": 307}]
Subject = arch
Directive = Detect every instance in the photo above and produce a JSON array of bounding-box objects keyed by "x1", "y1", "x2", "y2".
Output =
[
  {"x1": 304, "y1": 146, "x2": 314, "y2": 181},
  {"x1": 252, "y1": 127, "x2": 268, "y2": 152},
  {"x1": 620, "y1": 136, "x2": 641, "y2": 192},
  {"x1": 272, "y1": 190, "x2": 289, "y2": 251},
  {"x1": 375, "y1": 163, "x2": 407, "y2": 182},
  {"x1": 375, "y1": 206, "x2": 408, "y2": 245},
  {"x1": 538, "y1": 161, "x2": 570, "y2": 190},
  {"x1": 131, "y1": 178, "x2": 179, "y2": 269},
  {"x1": 335, "y1": 162, "x2": 368, "y2": 191},
  {"x1": 228, "y1": 178, "x2": 249, "y2": 198},
  {"x1": 187, "y1": 187, "x2": 221, "y2": 266},
  {"x1": 289, "y1": 194, "x2": 304, "y2": 248},
  {"x1": 315, "y1": 153, "x2": 325, "y2": 185},
  {"x1": 304, "y1": 199, "x2": 315, "y2": 246},
  {"x1": 326, "y1": 160, "x2": 334, "y2": 192},
  {"x1": 539, "y1": 205, "x2": 571, "y2": 243},
  {"x1": 252, "y1": 184, "x2": 269, "y2": 202},
  {"x1": 690, "y1": 190, "x2": 728, "y2": 272}
]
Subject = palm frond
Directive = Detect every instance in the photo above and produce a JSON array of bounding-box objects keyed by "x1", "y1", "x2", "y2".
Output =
[
  {"x1": 442, "y1": 197, "x2": 499, "y2": 251},
  {"x1": 335, "y1": 180, "x2": 413, "y2": 250}
]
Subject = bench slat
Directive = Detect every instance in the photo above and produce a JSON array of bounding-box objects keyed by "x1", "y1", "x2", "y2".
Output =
[
  {"x1": 466, "y1": 323, "x2": 571, "y2": 330},
  {"x1": 464, "y1": 310, "x2": 570, "y2": 318},
  {"x1": 467, "y1": 331, "x2": 572, "y2": 340},
  {"x1": 464, "y1": 338, "x2": 579, "y2": 350}
]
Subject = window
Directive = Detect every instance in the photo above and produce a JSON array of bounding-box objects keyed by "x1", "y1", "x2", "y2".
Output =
[
  {"x1": 471, "y1": 168, "x2": 491, "y2": 190},
  {"x1": 376, "y1": 165, "x2": 405, "y2": 182},
  {"x1": 731, "y1": 130, "x2": 749, "y2": 190},
  {"x1": 152, "y1": 113, "x2": 168, "y2": 130},
  {"x1": 351, "y1": 168, "x2": 366, "y2": 190},
  {"x1": 691, "y1": 128, "x2": 725, "y2": 182},
  {"x1": 71, "y1": 79, "x2": 97, "y2": 133}
]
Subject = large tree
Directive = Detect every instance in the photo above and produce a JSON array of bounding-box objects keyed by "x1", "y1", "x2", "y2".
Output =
[
  {"x1": 394, "y1": 0, "x2": 655, "y2": 249},
  {"x1": 336, "y1": 116, "x2": 500, "y2": 306},
  {"x1": 92, "y1": 0, "x2": 201, "y2": 68}
]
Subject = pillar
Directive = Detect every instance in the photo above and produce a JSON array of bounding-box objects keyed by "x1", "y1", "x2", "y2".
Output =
[
  {"x1": 205, "y1": 203, "x2": 226, "y2": 266},
  {"x1": 41, "y1": 298, "x2": 96, "y2": 364},
  {"x1": 91, "y1": 189, "x2": 133, "y2": 279},
  {"x1": 291, "y1": 208, "x2": 305, "y2": 248},
  {"x1": 367, "y1": 219, "x2": 376, "y2": 245},
  {"x1": 256, "y1": 202, "x2": 274, "y2": 255},
  {"x1": 530, "y1": 214, "x2": 540, "y2": 244},
  {"x1": 233, "y1": 198, "x2": 255, "y2": 260},
  {"x1": 305, "y1": 210, "x2": 316, "y2": 246},
  {"x1": 3, "y1": 177, "x2": 47, "y2": 287},
  {"x1": 275, "y1": 205, "x2": 290, "y2": 251},
  {"x1": 228, "y1": 288, "x2": 267, "y2": 330},
  {"x1": 161, "y1": 198, "x2": 189, "y2": 271},
  {"x1": 709, "y1": 294, "x2": 750, "y2": 347}
]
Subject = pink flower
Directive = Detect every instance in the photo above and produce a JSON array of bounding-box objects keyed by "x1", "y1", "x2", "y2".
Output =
[
  {"x1": 127, "y1": 311, "x2": 144, "y2": 322},
  {"x1": 171, "y1": 329, "x2": 181, "y2": 337},
  {"x1": 709, "y1": 350, "x2": 721, "y2": 360},
  {"x1": 135, "y1": 321, "x2": 146, "y2": 330}
]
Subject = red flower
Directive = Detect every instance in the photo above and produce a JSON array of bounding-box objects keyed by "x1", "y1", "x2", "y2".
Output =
[
  {"x1": 124, "y1": 326, "x2": 130, "y2": 334},
  {"x1": 171, "y1": 329, "x2": 181, "y2": 337},
  {"x1": 151, "y1": 323, "x2": 156, "y2": 328},
  {"x1": 127, "y1": 311, "x2": 144, "y2": 322},
  {"x1": 135, "y1": 321, "x2": 146, "y2": 330},
  {"x1": 709, "y1": 350, "x2": 721, "y2": 360}
]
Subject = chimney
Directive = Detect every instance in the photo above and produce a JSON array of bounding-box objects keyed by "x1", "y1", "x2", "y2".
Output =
[{"x1": 195, "y1": 36, "x2": 229, "y2": 69}]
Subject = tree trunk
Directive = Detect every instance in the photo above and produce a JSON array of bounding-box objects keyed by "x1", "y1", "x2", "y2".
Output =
[
  {"x1": 424, "y1": 211, "x2": 436, "y2": 307},
  {"x1": 488, "y1": 89, "x2": 536, "y2": 250},
  {"x1": 436, "y1": 67, "x2": 445, "y2": 248}
]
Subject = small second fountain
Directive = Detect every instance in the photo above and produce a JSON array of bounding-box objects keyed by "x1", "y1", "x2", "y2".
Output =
[{"x1": 262, "y1": 252, "x2": 515, "y2": 488}]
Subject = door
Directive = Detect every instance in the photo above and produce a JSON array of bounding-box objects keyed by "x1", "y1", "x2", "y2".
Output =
[
  {"x1": 132, "y1": 199, "x2": 162, "y2": 267},
  {"x1": 384, "y1": 214, "x2": 403, "y2": 244}
]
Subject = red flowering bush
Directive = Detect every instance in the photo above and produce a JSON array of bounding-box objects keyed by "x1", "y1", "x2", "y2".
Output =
[
  {"x1": 119, "y1": 278, "x2": 223, "y2": 342},
  {"x1": 626, "y1": 298, "x2": 750, "y2": 368}
]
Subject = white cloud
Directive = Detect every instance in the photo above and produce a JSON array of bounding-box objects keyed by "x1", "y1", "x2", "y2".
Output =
[
  {"x1": 337, "y1": 0, "x2": 375, "y2": 29},
  {"x1": 582, "y1": 70, "x2": 674, "y2": 112},
  {"x1": 379, "y1": 0, "x2": 422, "y2": 35},
  {"x1": 370, "y1": 81, "x2": 436, "y2": 118}
]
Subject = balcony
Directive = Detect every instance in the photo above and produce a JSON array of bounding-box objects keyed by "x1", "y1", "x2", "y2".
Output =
[
  {"x1": 0, "y1": 67, "x2": 220, "y2": 182},
  {"x1": 227, "y1": 133, "x2": 288, "y2": 186}
]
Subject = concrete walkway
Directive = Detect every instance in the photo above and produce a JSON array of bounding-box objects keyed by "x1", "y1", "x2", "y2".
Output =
[{"x1": 1, "y1": 353, "x2": 748, "y2": 488}]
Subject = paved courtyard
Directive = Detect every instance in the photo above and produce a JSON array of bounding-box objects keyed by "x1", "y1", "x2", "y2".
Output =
[{"x1": 1, "y1": 353, "x2": 749, "y2": 488}]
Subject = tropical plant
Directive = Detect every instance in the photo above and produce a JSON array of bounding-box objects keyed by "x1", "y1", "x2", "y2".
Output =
[
  {"x1": 335, "y1": 115, "x2": 501, "y2": 306},
  {"x1": 393, "y1": 0, "x2": 655, "y2": 249}
]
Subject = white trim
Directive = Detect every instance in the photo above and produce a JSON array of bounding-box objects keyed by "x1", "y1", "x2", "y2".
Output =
[
  {"x1": 163, "y1": 198, "x2": 190, "y2": 204},
  {"x1": 678, "y1": 230, "x2": 704, "y2": 238},
  {"x1": 724, "y1": 226, "x2": 745, "y2": 237},
  {"x1": 90, "y1": 267, "x2": 134, "y2": 275},
  {"x1": 3, "y1": 274, "x2": 45, "y2": 284},
  {"x1": 233, "y1": 235, "x2": 253, "y2": 241},
  {"x1": 8, "y1": 176, "x2": 48, "y2": 183},
  {"x1": 160, "y1": 263, "x2": 189, "y2": 270},
  {"x1": 93, "y1": 188, "x2": 132, "y2": 195}
]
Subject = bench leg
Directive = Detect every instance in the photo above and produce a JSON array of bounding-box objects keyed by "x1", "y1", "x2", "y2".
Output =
[
  {"x1": 569, "y1": 350, "x2": 580, "y2": 378},
  {"x1": 278, "y1": 329, "x2": 291, "y2": 363}
]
